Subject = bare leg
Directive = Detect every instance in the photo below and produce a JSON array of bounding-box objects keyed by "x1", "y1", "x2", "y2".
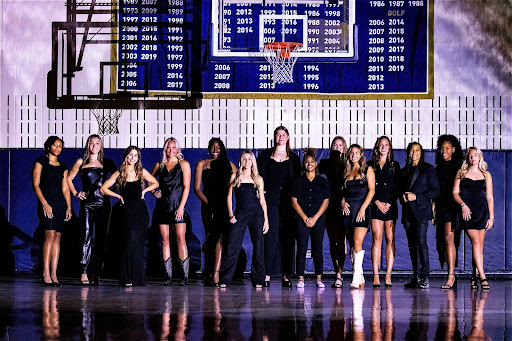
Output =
[
  {"x1": 174, "y1": 223, "x2": 188, "y2": 260},
  {"x1": 213, "y1": 237, "x2": 222, "y2": 284},
  {"x1": 42, "y1": 230, "x2": 55, "y2": 283},
  {"x1": 352, "y1": 227, "x2": 368, "y2": 252},
  {"x1": 384, "y1": 220, "x2": 395, "y2": 286},
  {"x1": 444, "y1": 222, "x2": 456, "y2": 286},
  {"x1": 49, "y1": 231, "x2": 61, "y2": 283},
  {"x1": 371, "y1": 219, "x2": 383, "y2": 285},
  {"x1": 160, "y1": 224, "x2": 171, "y2": 261},
  {"x1": 467, "y1": 229, "x2": 487, "y2": 281}
]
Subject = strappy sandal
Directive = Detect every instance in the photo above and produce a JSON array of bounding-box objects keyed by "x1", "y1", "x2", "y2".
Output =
[
  {"x1": 480, "y1": 278, "x2": 490, "y2": 291},
  {"x1": 470, "y1": 276, "x2": 479, "y2": 290},
  {"x1": 331, "y1": 277, "x2": 343, "y2": 288},
  {"x1": 441, "y1": 274, "x2": 457, "y2": 290}
]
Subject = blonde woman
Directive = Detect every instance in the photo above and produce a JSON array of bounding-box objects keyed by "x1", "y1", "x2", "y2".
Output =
[
  {"x1": 101, "y1": 146, "x2": 158, "y2": 286},
  {"x1": 453, "y1": 147, "x2": 494, "y2": 291},
  {"x1": 151, "y1": 137, "x2": 192, "y2": 286},
  {"x1": 219, "y1": 150, "x2": 269, "y2": 288}
]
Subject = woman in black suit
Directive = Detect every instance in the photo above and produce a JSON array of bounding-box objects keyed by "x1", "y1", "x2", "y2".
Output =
[{"x1": 401, "y1": 142, "x2": 440, "y2": 289}]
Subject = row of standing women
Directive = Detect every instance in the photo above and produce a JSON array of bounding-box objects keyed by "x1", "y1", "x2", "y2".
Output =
[{"x1": 33, "y1": 130, "x2": 494, "y2": 291}]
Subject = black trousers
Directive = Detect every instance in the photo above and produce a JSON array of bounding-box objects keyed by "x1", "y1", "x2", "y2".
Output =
[
  {"x1": 403, "y1": 212, "x2": 430, "y2": 281},
  {"x1": 265, "y1": 204, "x2": 296, "y2": 276},
  {"x1": 220, "y1": 209, "x2": 265, "y2": 285},
  {"x1": 80, "y1": 204, "x2": 111, "y2": 275},
  {"x1": 296, "y1": 218, "x2": 325, "y2": 276}
]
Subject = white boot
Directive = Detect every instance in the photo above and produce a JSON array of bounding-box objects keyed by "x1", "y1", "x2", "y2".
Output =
[{"x1": 350, "y1": 250, "x2": 365, "y2": 289}]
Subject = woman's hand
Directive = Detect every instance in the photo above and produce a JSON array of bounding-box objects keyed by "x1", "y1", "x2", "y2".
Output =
[
  {"x1": 404, "y1": 192, "x2": 416, "y2": 202},
  {"x1": 462, "y1": 205, "x2": 471, "y2": 221},
  {"x1": 175, "y1": 206, "x2": 185, "y2": 221},
  {"x1": 65, "y1": 208, "x2": 72, "y2": 221},
  {"x1": 356, "y1": 208, "x2": 366, "y2": 223},
  {"x1": 153, "y1": 190, "x2": 162, "y2": 198},
  {"x1": 263, "y1": 220, "x2": 269, "y2": 234},
  {"x1": 229, "y1": 215, "x2": 237, "y2": 224},
  {"x1": 485, "y1": 218, "x2": 494, "y2": 230},
  {"x1": 306, "y1": 216, "x2": 318, "y2": 228},
  {"x1": 43, "y1": 203, "x2": 53, "y2": 219},
  {"x1": 118, "y1": 195, "x2": 125, "y2": 205},
  {"x1": 341, "y1": 200, "x2": 350, "y2": 215},
  {"x1": 375, "y1": 200, "x2": 390, "y2": 214},
  {"x1": 75, "y1": 191, "x2": 87, "y2": 200}
]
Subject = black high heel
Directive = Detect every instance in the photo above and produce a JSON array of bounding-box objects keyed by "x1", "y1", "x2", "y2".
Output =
[
  {"x1": 470, "y1": 276, "x2": 479, "y2": 290},
  {"x1": 441, "y1": 273, "x2": 457, "y2": 290},
  {"x1": 42, "y1": 275, "x2": 53, "y2": 286},
  {"x1": 480, "y1": 278, "x2": 490, "y2": 291}
]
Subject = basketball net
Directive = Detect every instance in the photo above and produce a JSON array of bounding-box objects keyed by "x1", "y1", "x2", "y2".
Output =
[
  {"x1": 91, "y1": 108, "x2": 123, "y2": 135},
  {"x1": 262, "y1": 42, "x2": 302, "y2": 85}
]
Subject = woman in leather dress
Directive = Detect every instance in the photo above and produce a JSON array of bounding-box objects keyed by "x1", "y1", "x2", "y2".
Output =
[{"x1": 68, "y1": 134, "x2": 117, "y2": 285}]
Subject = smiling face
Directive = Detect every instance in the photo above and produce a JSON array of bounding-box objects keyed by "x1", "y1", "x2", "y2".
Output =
[
  {"x1": 349, "y1": 147, "x2": 362, "y2": 164},
  {"x1": 88, "y1": 137, "x2": 102, "y2": 155},
  {"x1": 304, "y1": 155, "x2": 317, "y2": 173},
  {"x1": 441, "y1": 141, "x2": 455, "y2": 161},
  {"x1": 378, "y1": 138, "x2": 390, "y2": 157},
  {"x1": 409, "y1": 144, "x2": 422, "y2": 165},
  {"x1": 275, "y1": 129, "x2": 289, "y2": 147},
  {"x1": 209, "y1": 141, "x2": 221, "y2": 159},
  {"x1": 165, "y1": 141, "x2": 178, "y2": 159},
  {"x1": 240, "y1": 153, "x2": 253, "y2": 170},
  {"x1": 468, "y1": 149, "x2": 480, "y2": 166},
  {"x1": 331, "y1": 139, "x2": 345, "y2": 153},
  {"x1": 49, "y1": 140, "x2": 63, "y2": 157},
  {"x1": 125, "y1": 149, "x2": 139, "y2": 165}
]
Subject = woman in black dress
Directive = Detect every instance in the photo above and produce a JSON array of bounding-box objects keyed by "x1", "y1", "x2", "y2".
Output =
[
  {"x1": 432, "y1": 134, "x2": 463, "y2": 289},
  {"x1": 219, "y1": 150, "x2": 269, "y2": 288},
  {"x1": 368, "y1": 136, "x2": 400, "y2": 287},
  {"x1": 291, "y1": 148, "x2": 330, "y2": 288},
  {"x1": 318, "y1": 136, "x2": 347, "y2": 288},
  {"x1": 32, "y1": 136, "x2": 72, "y2": 285},
  {"x1": 194, "y1": 138, "x2": 236, "y2": 286},
  {"x1": 256, "y1": 126, "x2": 301, "y2": 287},
  {"x1": 401, "y1": 142, "x2": 440, "y2": 289},
  {"x1": 151, "y1": 137, "x2": 192, "y2": 286},
  {"x1": 341, "y1": 144, "x2": 375, "y2": 289},
  {"x1": 67, "y1": 134, "x2": 117, "y2": 285},
  {"x1": 101, "y1": 146, "x2": 158, "y2": 286},
  {"x1": 453, "y1": 147, "x2": 494, "y2": 291}
]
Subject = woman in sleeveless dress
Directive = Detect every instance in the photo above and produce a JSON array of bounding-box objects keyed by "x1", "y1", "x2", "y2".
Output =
[
  {"x1": 318, "y1": 136, "x2": 347, "y2": 288},
  {"x1": 67, "y1": 134, "x2": 117, "y2": 285},
  {"x1": 219, "y1": 150, "x2": 269, "y2": 288},
  {"x1": 151, "y1": 137, "x2": 192, "y2": 286},
  {"x1": 368, "y1": 136, "x2": 400, "y2": 287},
  {"x1": 256, "y1": 125, "x2": 301, "y2": 287},
  {"x1": 453, "y1": 147, "x2": 494, "y2": 291},
  {"x1": 341, "y1": 144, "x2": 375, "y2": 289},
  {"x1": 432, "y1": 134, "x2": 463, "y2": 289},
  {"x1": 194, "y1": 138, "x2": 236, "y2": 286},
  {"x1": 101, "y1": 146, "x2": 158, "y2": 286},
  {"x1": 32, "y1": 136, "x2": 72, "y2": 285}
]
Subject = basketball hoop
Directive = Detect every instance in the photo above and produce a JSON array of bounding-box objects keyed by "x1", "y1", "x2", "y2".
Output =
[
  {"x1": 262, "y1": 42, "x2": 302, "y2": 85},
  {"x1": 91, "y1": 108, "x2": 123, "y2": 135}
]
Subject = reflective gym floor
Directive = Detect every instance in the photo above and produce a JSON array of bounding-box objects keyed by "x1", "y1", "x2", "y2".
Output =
[{"x1": 1, "y1": 276, "x2": 511, "y2": 340}]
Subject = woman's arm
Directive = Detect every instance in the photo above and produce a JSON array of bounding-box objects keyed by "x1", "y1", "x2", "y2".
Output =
[
  {"x1": 452, "y1": 170, "x2": 471, "y2": 221},
  {"x1": 308, "y1": 199, "x2": 329, "y2": 228},
  {"x1": 193, "y1": 160, "x2": 208, "y2": 205},
  {"x1": 100, "y1": 171, "x2": 123, "y2": 204},
  {"x1": 150, "y1": 162, "x2": 162, "y2": 198},
  {"x1": 356, "y1": 166, "x2": 375, "y2": 222},
  {"x1": 67, "y1": 158, "x2": 86, "y2": 199},
  {"x1": 227, "y1": 173, "x2": 236, "y2": 223},
  {"x1": 175, "y1": 160, "x2": 191, "y2": 221},
  {"x1": 485, "y1": 172, "x2": 494, "y2": 230},
  {"x1": 142, "y1": 168, "x2": 159, "y2": 197},
  {"x1": 32, "y1": 161, "x2": 53, "y2": 218},
  {"x1": 257, "y1": 176, "x2": 269, "y2": 234},
  {"x1": 291, "y1": 197, "x2": 308, "y2": 223},
  {"x1": 62, "y1": 170, "x2": 72, "y2": 221}
]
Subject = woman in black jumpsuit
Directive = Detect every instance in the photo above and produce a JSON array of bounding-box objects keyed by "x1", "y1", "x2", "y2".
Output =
[{"x1": 68, "y1": 134, "x2": 117, "y2": 285}]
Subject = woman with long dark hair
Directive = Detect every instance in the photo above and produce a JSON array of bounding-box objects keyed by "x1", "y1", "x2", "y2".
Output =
[
  {"x1": 68, "y1": 134, "x2": 117, "y2": 285},
  {"x1": 291, "y1": 148, "x2": 330, "y2": 288},
  {"x1": 433, "y1": 134, "x2": 463, "y2": 289},
  {"x1": 32, "y1": 136, "x2": 72, "y2": 285},
  {"x1": 101, "y1": 146, "x2": 158, "y2": 286},
  {"x1": 151, "y1": 137, "x2": 192, "y2": 286},
  {"x1": 194, "y1": 138, "x2": 236, "y2": 286},
  {"x1": 401, "y1": 142, "x2": 440, "y2": 289},
  {"x1": 341, "y1": 144, "x2": 375, "y2": 289},
  {"x1": 453, "y1": 147, "x2": 494, "y2": 291},
  {"x1": 368, "y1": 136, "x2": 400, "y2": 288},
  {"x1": 256, "y1": 126, "x2": 301, "y2": 287},
  {"x1": 219, "y1": 150, "x2": 269, "y2": 288},
  {"x1": 318, "y1": 136, "x2": 347, "y2": 288}
]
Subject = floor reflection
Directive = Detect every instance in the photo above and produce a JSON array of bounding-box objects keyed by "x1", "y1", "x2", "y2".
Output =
[{"x1": 0, "y1": 278, "x2": 510, "y2": 340}]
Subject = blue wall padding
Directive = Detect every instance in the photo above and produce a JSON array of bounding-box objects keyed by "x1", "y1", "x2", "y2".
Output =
[{"x1": 1, "y1": 148, "x2": 510, "y2": 275}]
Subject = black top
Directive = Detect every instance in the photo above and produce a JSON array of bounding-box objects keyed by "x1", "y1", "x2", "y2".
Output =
[
  {"x1": 79, "y1": 158, "x2": 117, "y2": 207},
  {"x1": 34, "y1": 155, "x2": 68, "y2": 204},
  {"x1": 435, "y1": 160, "x2": 460, "y2": 209},
  {"x1": 154, "y1": 161, "x2": 185, "y2": 213},
  {"x1": 256, "y1": 148, "x2": 301, "y2": 206},
  {"x1": 367, "y1": 160, "x2": 401, "y2": 205},
  {"x1": 318, "y1": 153, "x2": 344, "y2": 208},
  {"x1": 202, "y1": 158, "x2": 232, "y2": 206},
  {"x1": 290, "y1": 174, "x2": 331, "y2": 217},
  {"x1": 401, "y1": 162, "x2": 440, "y2": 222},
  {"x1": 234, "y1": 183, "x2": 261, "y2": 214}
]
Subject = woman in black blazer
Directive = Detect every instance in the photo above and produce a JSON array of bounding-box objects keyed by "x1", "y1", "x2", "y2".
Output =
[{"x1": 401, "y1": 142, "x2": 440, "y2": 289}]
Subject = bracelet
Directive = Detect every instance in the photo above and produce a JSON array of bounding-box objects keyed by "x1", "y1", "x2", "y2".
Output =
[
  {"x1": 489, "y1": 218, "x2": 495, "y2": 221},
  {"x1": 461, "y1": 203, "x2": 466, "y2": 208}
]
